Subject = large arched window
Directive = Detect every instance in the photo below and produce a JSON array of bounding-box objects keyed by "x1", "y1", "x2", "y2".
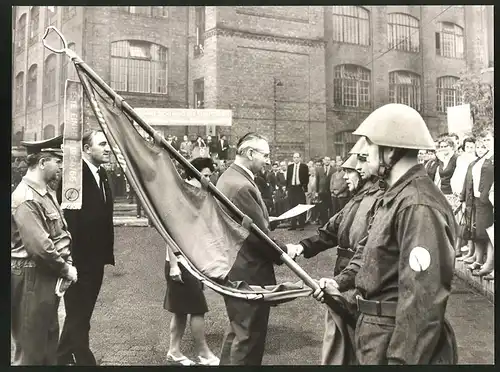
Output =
[
  {"x1": 436, "y1": 76, "x2": 462, "y2": 112},
  {"x1": 15, "y1": 72, "x2": 24, "y2": 112},
  {"x1": 334, "y1": 131, "x2": 357, "y2": 159},
  {"x1": 43, "y1": 125, "x2": 55, "y2": 139},
  {"x1": 27, "y1": 64, "x2": 38, "y2": 109},
  {"x1": 436, "y1": 22, "x2": 464, "y2": 59},
  {"x1": 16, "y1": 14, "x2": 27, "y2": 53},
  {"x1": 334, "y1": 64, "x2": 371, "y2": 108},
  {"x1": 389, "y1": 70, "x2": 421, "y2": 111},
  {"x1": 61, "y1": 43, "x2": 77, "y2": 96},
  {"x1": 110, "y1": 40, "x2": 168, "y2": 94},
  {"x1": 332, "y1": 6, "x2": 370, "y2": 46},
  {"x1": 45, "y1": 6, "x2": 57, "y2": 27},
  {"x1": 387, "y1": 13, "x2": 420, "y2": 53},
  {"x1": 29, "y1": 6, "x2": 40, "y2": 44},
  {"x1": 43, "y1": 54, "x2": 57, "y2": 103}
]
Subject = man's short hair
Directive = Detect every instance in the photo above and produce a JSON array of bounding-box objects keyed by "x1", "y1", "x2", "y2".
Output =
[
  {"x1": 83, "y1": 129, "x2": 104, "y2": 148},
  {"x1": 438, "y1": 138, "x2": 455, "y2": 149},
  {"x1": 236, "y1": 132, "x2": 268, "y2": 155}
]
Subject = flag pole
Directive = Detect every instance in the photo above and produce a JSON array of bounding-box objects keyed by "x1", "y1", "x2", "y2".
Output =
[{"x1": 43, "y1": 26, "x2": 354, "y2": 324}]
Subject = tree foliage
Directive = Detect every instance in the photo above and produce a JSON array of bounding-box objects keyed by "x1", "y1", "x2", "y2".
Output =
[{"x1": 454, "y1": 71, "x2": 494, "y2": 136}]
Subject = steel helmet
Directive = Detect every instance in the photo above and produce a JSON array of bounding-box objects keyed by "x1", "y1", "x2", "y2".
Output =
[
  {"x1": 348, "y1": 136, "x2": 369, "y2": 155},
  {"x1": 341, "y1": 153, "x2": 358, "y2": 171},
  {"x1": 353, "y1": 104, "x2": 435, "y2": 150}
]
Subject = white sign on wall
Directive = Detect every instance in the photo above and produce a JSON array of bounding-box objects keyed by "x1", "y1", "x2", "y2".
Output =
[{"x1": 133, "y1": 108, "x2": 232, "y2": 127}]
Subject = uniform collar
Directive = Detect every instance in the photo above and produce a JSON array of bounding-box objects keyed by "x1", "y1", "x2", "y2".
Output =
[
  {"x1": 232, "y1": 163, "x2": 255, "y2": 181},
  {"x1": 22, "y1": 174, "x2": 48, "y2": 196},
  {"x1": 380, "y1": 164, "x2": 427, "y2": 207}
]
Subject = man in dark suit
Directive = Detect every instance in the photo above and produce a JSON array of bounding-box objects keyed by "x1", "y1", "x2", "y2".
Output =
[
  {"x1": 315, "y1": 156, "x2": 334, "y2": 224},
  {"x1": 286, "y1": 152, "x2": 309, "y2": 230},
  {"x1": 216, "y1": 132, "x2": 299, "y2": 365},
  {"x1": 57, "y1": 130, "x2": 115, "y2": 366},
  {"x1": 207, "y1": 135, "x2": 218, "y2": 158},
  {"x1": 217, "y1": 135, "x2": 229, "y2": 160}
]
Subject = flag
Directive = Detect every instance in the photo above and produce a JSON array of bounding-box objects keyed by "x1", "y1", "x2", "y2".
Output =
[{"x1": 75, "y1": 67, "x2": 314, "y2": 303}]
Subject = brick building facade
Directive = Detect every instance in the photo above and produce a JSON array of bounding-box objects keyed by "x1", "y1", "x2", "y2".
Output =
[{"x1": 12, "y1": 6, "x2": 492, "y2": 160}]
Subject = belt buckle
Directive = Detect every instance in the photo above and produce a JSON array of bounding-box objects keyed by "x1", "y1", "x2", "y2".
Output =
[{"x1": 375, "y1": 301, "x2": 382, "y2": 316}]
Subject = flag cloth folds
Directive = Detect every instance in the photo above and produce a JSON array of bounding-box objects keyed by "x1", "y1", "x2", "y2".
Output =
[{"x1": 76, "y1": 68, "x2": 313, "y2": 303}]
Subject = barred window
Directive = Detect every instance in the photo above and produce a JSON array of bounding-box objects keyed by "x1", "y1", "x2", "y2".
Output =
[
  {"x1": 43, "y1": 54, "x2": 57, "y2": 104},
  {"x1": 387, "y1": 13, "x2": 420, "y2": 53},
  {"x1": 16, "y1": 14, "x2": 26, "y2": 53},
  {"x1": 332, "y1": 6, "x2": 370, "y2": 46},
  {"x1": 45, "y1": 6, "x2": 57, "y2": 27},
  {"x1": 27, "y1": 64, "x2": 38, "y2": 109},
  {"x1": 61, "y1": 43, "x2": 77, "y2": 96},
  {"x1": 111, "y1": 40, "x2": 168, "y2": 94},
  {"x1": 29, "y1": 7, "x2": 40, "y2": 44},
  {"x1": 334, "y1": 64, "x2": 371, "y2": 108},
  {"x1": 334, "y1": 131, "x2": 357, "y2": 159},
  {"x1": 194, "y1": 78, "x2": 204, "y2": 108},
  {"x1": 194, "y1": 7, "x2": 206, "y2": 56},
  {"x1": 15, "y1": 72, "x2": 24, "y2": 112},
  {"x1": 62, "y1": 6, "x2": 76, "y2": 21},
  {"x1": 389, "y1": 71, "x2": 421, "y2": 111},
  {"x1": 436, "y1": 76, "x2": 462, "y2": 112},
  {"x1": 436, "y1": 22, "x2": 464, "y2": 59}
]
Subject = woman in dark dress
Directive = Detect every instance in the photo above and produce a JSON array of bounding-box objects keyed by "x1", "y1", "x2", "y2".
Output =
[{"x1": 164, "y1": 157, "x2": 219, "y2": 366}]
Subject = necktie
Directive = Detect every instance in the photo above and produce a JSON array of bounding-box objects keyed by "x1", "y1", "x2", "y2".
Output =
[
  {"x1": 295, "y1": 164, "x2": 299, "y2": 185},
  {"x1": 98, "y1": 167, "x2": 106, "y2": 202}
]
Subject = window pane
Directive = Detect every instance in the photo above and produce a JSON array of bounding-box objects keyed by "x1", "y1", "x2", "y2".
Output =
[
  {"x1": 332, "y1": 6, "x2": 370, "y2": 45},
  {"x1": 388, "y1": 13, "x2": 419, "y2": 52}
]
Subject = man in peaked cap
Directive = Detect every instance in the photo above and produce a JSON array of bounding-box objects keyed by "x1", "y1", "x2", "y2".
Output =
[
  {"x1": 11, "y1": 135, "x2": 78, "y2": 365},
  {"x1": 313, "y1": 104, "x2": 458, "y2": 365}
]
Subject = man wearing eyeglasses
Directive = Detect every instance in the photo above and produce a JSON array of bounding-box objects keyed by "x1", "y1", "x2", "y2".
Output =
[{"x1": 216, "y1": 132, "x2": 300, "y2": 365}]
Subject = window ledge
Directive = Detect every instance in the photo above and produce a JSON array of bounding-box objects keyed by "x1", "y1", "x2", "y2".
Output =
[
  {"x1": 436, "y1": 54, "x2": 465, "y2": 61},
  {"x1": 331, "y1": 41, "x2": 370, "y2": 48},
  {"x1": 388, "y1": 48, "x2": 420, "y2": 55},
  {"x1": 331, "y1": 106, "x2": 372, "y2": 113},
  {"x1": 115, "y1": 90, "x2": 168, "y2": 98}
]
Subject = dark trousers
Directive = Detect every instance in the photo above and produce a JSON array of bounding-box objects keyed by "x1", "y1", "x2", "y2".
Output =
[
  {"x1": 220, "y1": 297, "x2": 271, "y2": 365},
  {"x1": 355, "y1": 314, "x2": 458, "y2": 364},
  {"x1": 11, "y1": 263, "x2": 60, "y2": 365},
  {"x1": 57, "y1": 265, "x2": 105, "y2": 365},
  {"x1": 318, "y1": 192, "x2": 333, "y2": 224},
  {"x1": 288, "y1": 185, "x2": 306, "y2": 227},
  {"x1": 331, "y1": 195, "x2": 350, "y2": 217}
]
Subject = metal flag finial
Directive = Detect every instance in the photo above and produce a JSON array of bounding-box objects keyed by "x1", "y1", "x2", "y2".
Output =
[{"x1": 42, "y1": 26, "x2": 78, "y2": 61}]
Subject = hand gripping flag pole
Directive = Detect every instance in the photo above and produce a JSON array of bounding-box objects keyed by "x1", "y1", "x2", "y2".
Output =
[{"x1": 43, "y1": 26, "x2": 355, "y2": 327}]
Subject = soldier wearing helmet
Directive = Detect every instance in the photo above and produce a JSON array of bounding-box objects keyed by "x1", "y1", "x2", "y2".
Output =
[
  {"x1": 313, "y1": 104, "x2": 458, "y2": 365},
  {"x1": 285, "y1": 136, "x2": 384, "y2": 365}
]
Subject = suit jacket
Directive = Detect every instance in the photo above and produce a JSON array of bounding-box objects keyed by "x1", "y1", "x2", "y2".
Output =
[
  {"x1": 217, "y1": 139, "x2": 229, "y2": 160},
  {"x1": 57, "y1": 161, "x2": 115, "y2": 268},
  {"x1": 286, "y1": 163, "x2": 309, "y2": 190},
  {"x1": 216, "y1": 164, "x2": 286, "y2": 285},
  {"x1": 437, "y1": 153, "x2": 458, "y2": 195},
  {"x1": 316, "y1": 165, "x2": 334, "y2": 194}
]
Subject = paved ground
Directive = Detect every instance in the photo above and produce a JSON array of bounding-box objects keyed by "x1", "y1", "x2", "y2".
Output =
[{"x1": 12, "y1": 224, "x2": 494, "y2": 365}]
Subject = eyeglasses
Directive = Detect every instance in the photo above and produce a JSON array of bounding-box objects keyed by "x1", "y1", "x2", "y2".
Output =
[{"x1": 251, "y1": 149, "x2": 270, "y2": 159}]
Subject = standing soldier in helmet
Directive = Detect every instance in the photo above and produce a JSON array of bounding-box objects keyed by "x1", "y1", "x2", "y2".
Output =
[
  {"x1": 286, "y1": 137, "x2": 383, "y2": 365},
  {"x1": 313, "y1": 103, "x2": 458, "y2": 365}
]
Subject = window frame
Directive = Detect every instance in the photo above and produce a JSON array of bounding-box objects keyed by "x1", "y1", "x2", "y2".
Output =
[
  {"x1": 16, "y1": 14, "x2": 27, "y2": 54},
  {"x1": 194, "y1": 6, "x2": 206, "y2": 57},
  {"x1": 45, "y1": 6, "x2": 57, "y2": 28},
  {"x1": 332, "y1": 6, "x2": 370, "y2": 46},
  {"x1": 29, "y1": 6, "x2": 40, "y2": 45},
  {"x1": 436, "y1": 76, "x2": 462, "y2": 113},
  {"x1": 110, "y1": 40, "x2": 169, "y2": 95},
  {"x1": 389, "y1": 70, "x2": 422, "y2": 111},
  {"x1": 15, "y1": 72, "x2": 25, "y2": 113},
  {"x1": 436, "y1": 22, "x2": 464, "y2": 59},
  {"x1": 43, "y1": 54, "x2": 57, "y2": 104},
  {"x1": 387, "y1": 13, "x2": 420, "y2": 53},
  {"x1": 194, "y1": 78, "x2": 204, "y2": 108},
  {"x1": 27, "y1": 64, "x2": 38, "y2": 110},
  {"x1": 333, "y1": 64, "x2": 371, "y2": 109},
  {"x1": 333, "y1": 130, "x2": 357, "y2": 159}
]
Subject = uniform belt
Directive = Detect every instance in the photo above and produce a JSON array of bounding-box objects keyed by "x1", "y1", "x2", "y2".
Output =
[
  {"x1": 356, "y1": 296, "x2": 397, "y2": 317},
  {"x1": 11, "y1": 257, "x2": 37, "y2": 268},
  {"x1": 336, "y1": 247, "x2": 355, "y2": 259}
]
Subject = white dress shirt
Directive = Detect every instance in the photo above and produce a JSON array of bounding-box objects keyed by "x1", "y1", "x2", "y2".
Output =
[{"x1": 83, "y1": 157, "x2": 105, "y2": 200}]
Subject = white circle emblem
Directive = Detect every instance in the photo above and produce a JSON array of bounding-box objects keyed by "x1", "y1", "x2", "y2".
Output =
[{"x1": 408, "y1": 246, "x2": 431, "y2": 272}]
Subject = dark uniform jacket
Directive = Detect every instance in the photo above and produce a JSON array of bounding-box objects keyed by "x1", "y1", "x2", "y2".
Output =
[
  {"x1": 216, "y1": 163, "x2": 287, "y2": 286},
  {"x1": 57, "y1": 161, "x2": 115, "y2": 268},
  {"x1": 299, "y1": 179, "x2": 379, "y2": 260},
  {"x1": 354, "y1": 164, "x2": 457, "y2": 364}
]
